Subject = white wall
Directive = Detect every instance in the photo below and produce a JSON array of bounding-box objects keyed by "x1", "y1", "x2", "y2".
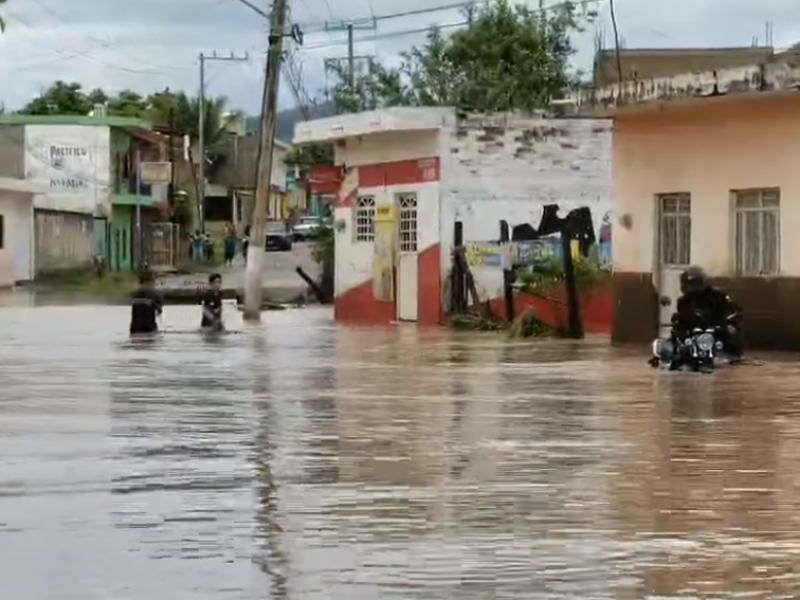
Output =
[
  {"x1": 24, "y1": 125, "x2": 111, "y2": 215},
  {"x1": 0, "y1": 191, "x2": 34, "y2": 285},
  {"x1": 333, "y1": 130, "x2": 441, "y2": 294},
  {"x1": 440, "y1": 114, "x2": 612, "y2": 298}
]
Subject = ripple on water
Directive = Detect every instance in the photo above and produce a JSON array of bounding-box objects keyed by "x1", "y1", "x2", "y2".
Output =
[{"x1": 0, "y1": 305, "x2": 800, "y2": 598}]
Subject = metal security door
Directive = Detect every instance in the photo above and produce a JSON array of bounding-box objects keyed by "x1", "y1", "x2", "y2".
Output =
[
  {"x1": 396, "y1": 194, "x2": 418, "y2": 321},
  {"x1": 656, "y1": 194, "x2": 691, "y2": 332}
]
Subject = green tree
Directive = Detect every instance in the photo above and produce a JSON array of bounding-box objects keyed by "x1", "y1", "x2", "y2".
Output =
[
  {"x1": 0, "y1": 0, "x2": 6, "y2": 33},
  {"x1": 327, "y1": 0, "x2": 597, "y2": 112},
  {"x1": 21, "y1": 80, "x2": 93, "y2": 115}
]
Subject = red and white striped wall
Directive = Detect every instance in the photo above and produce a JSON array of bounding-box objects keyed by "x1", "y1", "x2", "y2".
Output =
[{"x1": 333, "y1": 157, "x2": 441, "y2": 325}]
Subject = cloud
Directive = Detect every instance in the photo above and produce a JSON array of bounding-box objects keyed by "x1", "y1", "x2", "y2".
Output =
[{"x1": 0, "y1": 0, "x2": 798, "y2": 115}]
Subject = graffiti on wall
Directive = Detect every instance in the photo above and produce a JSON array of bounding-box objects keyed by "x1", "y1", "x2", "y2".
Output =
[
  {"x1": 462, "y1": 206, "x2": 612, "y2": 269},
  {"x1": 464, "y1": 242, "x2": 507, "y2": 268}
]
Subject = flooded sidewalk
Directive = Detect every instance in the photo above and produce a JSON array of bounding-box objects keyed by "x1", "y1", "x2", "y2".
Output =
[{"x1": 1, "y1": 304, "x2": 799, "y2": 598}]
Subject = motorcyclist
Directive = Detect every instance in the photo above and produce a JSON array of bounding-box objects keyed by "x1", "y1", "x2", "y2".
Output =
[{"x1": 670, "y1": 265, "x2": 743, "y2": 361}]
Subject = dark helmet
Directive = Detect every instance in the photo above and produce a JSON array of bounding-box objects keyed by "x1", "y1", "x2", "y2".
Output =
[{"x1": 680, "y1": 265, "x2": 708, "y2": 295}]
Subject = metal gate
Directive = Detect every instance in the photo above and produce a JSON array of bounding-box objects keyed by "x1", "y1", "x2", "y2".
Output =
[{"x1": 145, "y1": 222, "x2": 182, "y2": 269}]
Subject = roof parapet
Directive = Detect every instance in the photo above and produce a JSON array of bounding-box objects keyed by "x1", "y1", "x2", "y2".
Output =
[{"x1": 570, "y1": 55, "x2": 800, "y2": 114}]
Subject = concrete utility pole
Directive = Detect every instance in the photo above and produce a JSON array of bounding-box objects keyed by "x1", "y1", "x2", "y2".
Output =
[
  {"x1": 242, "y1": 0, "x2": 291, "y2": 320},
  {"x1": 197, "y1": 51, "x2": 249, "y2": 231},
  {"x1": 323, "y1": 19, "x2": 376, "y2": 99}
]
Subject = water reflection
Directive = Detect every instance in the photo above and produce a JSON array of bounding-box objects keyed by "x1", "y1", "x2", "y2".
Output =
[{"x1": 0, "y1": 304, "x2": 799, "y2": 598}]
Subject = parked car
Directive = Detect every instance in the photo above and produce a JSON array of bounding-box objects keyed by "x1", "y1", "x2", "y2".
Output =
[
  {"x1": 265, "y1": 221, "x2": 293, "y2": 251},
  {"x1": 292, "y1": 215, "x2": 323, "y2": 241}
]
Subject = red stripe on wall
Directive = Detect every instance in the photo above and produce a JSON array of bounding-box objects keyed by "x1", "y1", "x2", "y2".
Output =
[
  {"x1": 335, "y1": 279, "x2": 396, "y2": 324},
  {"x1": 358, "y1": 158, "x2": 440, "y2": 188},
  {"x1": 417, "y1": 244, "x2": 441, "y2": 326}
]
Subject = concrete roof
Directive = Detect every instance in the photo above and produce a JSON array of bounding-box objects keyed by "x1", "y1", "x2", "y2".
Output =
[
  {"x1": 571, "y1": 51, "x2": 800, "y2": 117},
  {"x1": 0, "y1": 114, "x2": 153, "y2": 130},
  {"x1": 0, "y1": 177, "x2": 43, "y2": 195},
  {"x1": 293, "y1": 107, "x2": 453, "y2": 144}
]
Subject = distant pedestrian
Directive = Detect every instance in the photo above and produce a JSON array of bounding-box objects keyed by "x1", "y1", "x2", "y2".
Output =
[
  {"x1": 241, "y1": 226, "x2": 250, "y2": 265},
  {"x1": 223, "y1": 226, "x2": 236, "y2": 267},
  {"x1": 191, "y1": 230, "x2": 203, "y2": 262},
  {"x1": 203, "y1": 232, "x2": 214, "y2": 262}
]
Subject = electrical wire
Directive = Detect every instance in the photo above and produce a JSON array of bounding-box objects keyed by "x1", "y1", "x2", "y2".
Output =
[{"x1": 298, "y1": 0, "x2": 603, "y2": 50}]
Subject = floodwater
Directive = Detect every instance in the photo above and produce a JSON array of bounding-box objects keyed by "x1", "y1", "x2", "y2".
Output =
[{"x1": 1, "y1": 302, "x2": 800, "y2": 599}]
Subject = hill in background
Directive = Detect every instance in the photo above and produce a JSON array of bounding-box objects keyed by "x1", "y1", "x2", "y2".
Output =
[{"x1": 245, "y1": 100, "x2": 337, "y2": 144}]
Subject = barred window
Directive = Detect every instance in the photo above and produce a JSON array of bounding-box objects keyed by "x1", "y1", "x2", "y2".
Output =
[
  {"x1": 658, "y1": 193, "x2": 691, "y2": 266},
  {"x1": 733, "y1": 188, "x2": 779, "y2": 275},
  {"x1": 354, "y1": 196, "x2": 375, "y2": 241}
]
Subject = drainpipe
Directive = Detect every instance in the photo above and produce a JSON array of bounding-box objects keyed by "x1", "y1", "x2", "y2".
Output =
[{"x1": 135, "y1": 148, "x2": 142, "y2": 269}]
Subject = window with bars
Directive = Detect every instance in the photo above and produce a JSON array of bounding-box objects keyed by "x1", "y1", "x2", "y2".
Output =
[
  {"x1": 732, "y1": 188, "x2": 779, "y2": 276},
  {"x1": 397, "y1": 194, "x2": 418, "y2": 253},
  {"x1": 354, "y1": 196, "x2": 375, "y2": 242},
  {"x1": 658, "y1": 193, "x2": 691, "y2": 266}
]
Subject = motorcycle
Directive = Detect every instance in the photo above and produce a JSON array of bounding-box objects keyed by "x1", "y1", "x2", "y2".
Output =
[
  {"x1": 651, "y1": 326, "x2": 727, "y2": 372},
  {"x1": 649, "y1": 296, "x2": 740, "y2": 373}
]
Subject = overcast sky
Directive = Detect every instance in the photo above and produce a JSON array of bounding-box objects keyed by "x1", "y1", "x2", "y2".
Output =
[{"x1": 0, "y1": 0, "x2": 798, "y2": 115}]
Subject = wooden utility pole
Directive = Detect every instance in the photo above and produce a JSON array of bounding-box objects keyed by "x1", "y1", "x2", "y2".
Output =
[{"x1": 242, "y1": 0, "x2": 290, "y2": 320}]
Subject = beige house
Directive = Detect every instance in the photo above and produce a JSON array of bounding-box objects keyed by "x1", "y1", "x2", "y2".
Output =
[{"x1": 574, "y1": 48, "x2": 800, "y2": 350}]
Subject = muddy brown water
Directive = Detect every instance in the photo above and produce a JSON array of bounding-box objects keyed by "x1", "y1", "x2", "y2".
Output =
[{"x1": 1, "y1": 302, "x2": 800, "y2": 599}]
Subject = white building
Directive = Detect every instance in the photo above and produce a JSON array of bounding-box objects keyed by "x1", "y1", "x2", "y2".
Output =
[
  {"x1": 294, "y1": 107, "x2": 611, "y2": 326},
  {"x1": 0, "y1": 177, "x2": 41, "y2": 286}
]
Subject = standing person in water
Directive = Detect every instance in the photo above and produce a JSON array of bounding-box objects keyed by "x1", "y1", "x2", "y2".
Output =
[
  {"x1": 129, "y1": 270, "x2": 162, "y2": 335},
  {"x1": 200, "y1": 273, "x2": 224, "y2": 331}
]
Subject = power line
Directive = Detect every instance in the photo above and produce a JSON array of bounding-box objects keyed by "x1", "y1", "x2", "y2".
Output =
[
  {"x1": 301, "y1": 21, "x2": 468, "y2": 50},
  {"x1": 299, "y1": 0, "x2": 602, "y2": 50}
]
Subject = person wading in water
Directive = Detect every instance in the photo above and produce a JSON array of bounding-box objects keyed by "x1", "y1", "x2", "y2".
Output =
[
  {"x1": 129, "y1": 270, "x2": 163, "y2": 335},
  {"x1": 200, "y1": 273, "x2": 224, "y2": 331}
]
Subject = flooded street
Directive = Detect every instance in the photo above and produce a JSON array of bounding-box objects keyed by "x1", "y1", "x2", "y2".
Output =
[{"x1": 2, "y1": 303, "x2": 800, "y2": 599}]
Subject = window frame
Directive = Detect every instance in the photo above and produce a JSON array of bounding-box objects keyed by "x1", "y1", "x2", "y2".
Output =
[
  {"x1": 730, "y1": 187, "x2": 780, "y2": 277},
  {"x1": 353, "y1": 195, "x2": 376, "y2": 242}
]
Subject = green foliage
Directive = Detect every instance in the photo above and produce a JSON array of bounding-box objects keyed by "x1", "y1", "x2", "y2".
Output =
[
  {"x1": 0, "y1": 0, "x2": 5, "y2": 33},
  {"x1": 448, "y1": 312, "x2": 506, "y2": 331},
  {"x1": 19, "y1": 82, "x2": 239, "y2": 176},
  {"x1": 516, "y1": 251, "x2": 610, "y2": 295},
  {"x1": 326, "y1": 0, "x2": 597, "y2": 112},
  {"x1": 507, "y1": 310, "x2": 551, "y2": 338},
  {"x1": 311, "y1": 224, "x2": 334, "y2": 266},
  {"x1": 285, "y1": 143, "x2": 334, "y2": 177}
]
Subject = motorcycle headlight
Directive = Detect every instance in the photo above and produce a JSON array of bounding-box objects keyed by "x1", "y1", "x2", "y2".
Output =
[{"x1": 696, "y1": 333, "x2": 714, "y2": 351}]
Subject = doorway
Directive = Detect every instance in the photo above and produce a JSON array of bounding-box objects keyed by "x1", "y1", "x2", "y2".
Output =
[
  {"x1": 656, "y1": 193, "x2": 691, "y2": 332},
  {"x1": 396, "y1": 193, "x2": 418, "y2": 321}
]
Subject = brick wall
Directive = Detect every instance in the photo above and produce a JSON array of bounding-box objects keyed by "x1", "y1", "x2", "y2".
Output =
[{"x1": 440, "y1": 111, "x2": 612, "y2": 301}]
